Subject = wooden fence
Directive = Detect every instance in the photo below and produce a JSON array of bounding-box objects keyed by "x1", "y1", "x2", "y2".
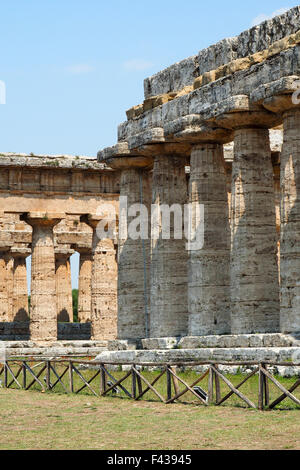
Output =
[{"x1": 0, "y1": 359, "x2": 300, "y2": 411}]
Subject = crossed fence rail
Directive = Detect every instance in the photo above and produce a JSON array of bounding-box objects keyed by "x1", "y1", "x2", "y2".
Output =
[{"x1": 1, "y1": 358, "x2": 300, "y2": 411}]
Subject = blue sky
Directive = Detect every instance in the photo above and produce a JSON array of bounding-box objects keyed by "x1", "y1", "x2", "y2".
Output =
[
  {"x1": 1, "y1": 0, "x2": 297, "y2": 289},
  {"x1": 1, "y1": 0, "x2": 298, "y2": 157}
]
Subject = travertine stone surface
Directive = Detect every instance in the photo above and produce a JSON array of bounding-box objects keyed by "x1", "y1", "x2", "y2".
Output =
[
  {"x1": 280, "y1": 108, "x2": 300, "y2": 333},
  {"x1": 77, "y1": 249, "x2": 92, "y2": 323},
  {"x1": 143, "y1": 7, "x2": 300, "y2": 98},
  {"x1": 0, "y1": 251, "x2": 9, "y2": 321},
  {"x1": 25, "y1": 214, "x2": 63, "y2": 342},
  {"x1": 231, "y1": 129, "x2": 280, "y2": 334},
  {"x1": 5, "y1": 255, "x2": 14, "y2": 321},
  {"x1": 188, "y1": 144, "x2": 230, "y2": 336},
  {"x1": 95, "y1": 347, "x2": 300, "y2": 366},
  {"x1": 55, "y1": 250, "x2": 74, "y2": 323},
  {"x1": 150, "y1": 155, "x2": 188, "y2": 338},
  {"x1": 118, "y1": 169, "x2": 151, "y2": 340},
  {"x1": 11, "y1": 250, "x2": 29, "y2": 322},
  {"x1": 85, "y1": 217, "x2": 118, "y2": 341}
]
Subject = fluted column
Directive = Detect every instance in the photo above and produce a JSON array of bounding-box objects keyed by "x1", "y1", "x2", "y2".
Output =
[
  {"x1": 150, "y1": 155, "x2": 188, "y2": 338},
  {"x1": 231, "y1": 128, "x2": 280, "y2": 334},
  {"x1": 55, "y1": 249, "x2": 74, "y2": 323},
  {"x1": 11, "y1": 248, "x2": 30, "y2": 322},
  {"x1": 22, "y1": 213, "x2": 64, "y2": 342},
  {"x1": 78, "y1": 248, "x2": 92, "y2": 323},
  {"x1": 97, "y1": 152, "x2": 152, "y2": 342},
  {"x1": 188, "y1": 144, "x2": 230, "y2": 335},
  {"x1": 280, "y1": 108, "x2": 300, "y2": 333},
  {"x1": 83, "y1": 215, "x2": 118, "y2": 340},
  {"x1": 0, "y1": 249, "x2": 9, "y2": 321},
  {"x1": 118, "y1": 168, "x2": 151, "y2": 340},
  {"x1": 5, "y1": 255, "x2": 14, "y2": 321}
]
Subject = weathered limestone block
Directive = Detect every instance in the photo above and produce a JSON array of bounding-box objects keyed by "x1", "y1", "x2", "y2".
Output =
[
  {"x1": 143, "y1": 7, "x2": 300, "y2": 99},
  {"x1": 23, "y1": 213, "x2": 64, "y2": 342},
  {"x1": 77, "y1": 248, "x2": 92, "y2": 323},
  {"x1": 119, "y1": 45, "x2": 300, "y2": 147},
  {"x1": 231, "y1": 128, "x2": 280, "y2": 334},
  {"x1": 84, "y1": 216, "x2": 118, "y2": 341},
  {"x1": 5, "y1": 254, "x2": 14, "y2": 321},
  {"x1": 150, "y1": 155, "x2": 188, "y2": 338},
  {"x1": 117, "y1": 168, "x2": 151, "y2": 340},
  {"x1": 55, "y1": 249, "x2": 74, "y2": 323},
  {"x1": 95, "y1": 347, "x2": 300, "y2": 366},
  {"x1": 0, "y1": 250, "x2": 9, "y2": 321},
  {"x1": 188, "y1": 144, "x2": 231, "y2": 336},
  {"x1": 11, "y1": 248, "x2": 30, "y2": 322},
  {"x1": 280, "y1": 108, "x2": 300, "y2": 333}
]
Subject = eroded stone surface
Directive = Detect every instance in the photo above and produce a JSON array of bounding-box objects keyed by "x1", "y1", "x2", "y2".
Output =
[
  {"x1": 150, "y1": 156, "x2": 188, "y2": 338},
  {"x1": 188, "y1": 144, "x2": 230, "y2": 336},
  {"x1": 280, "y1": 108, "x2": 300, "y2": 333},
  {"x1": 231, "y1": 128, "x2": 280, "y2": 334}
]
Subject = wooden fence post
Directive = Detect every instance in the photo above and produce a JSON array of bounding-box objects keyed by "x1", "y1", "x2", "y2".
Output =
[
  {"x1": 4, "y1": 362, "x2": 7, "y2": 388},
  {"x1": 259, "y1": 364, "x2": 264, "y2": 410},
  {"x1": 22, "y1": 362, "x2": 26, "y2": 389},
  {"x1": 262, "y1": 363, "x2": 269, "y2": 407},
  {"x1": 69, "y1": 361, "x2": 74, "y2": 393},
  {"x1": 208, "y1": 365, "x2": 214, "y2": 404},
  {"x1": 166, "y1": 367, "x2": 172, "y2": 402},
  {"x1": 100, "y1": 364, "x2": 106, "y2": 395},
  {"x1": 46, "y1": 361, "x2": 51, "y2": 390},
  {"x1": 132, "y1": 365, "x2": 137, "y2": 400},
  {"x1": 214, "y1": 364, "x2": 221, "y2": 404}
]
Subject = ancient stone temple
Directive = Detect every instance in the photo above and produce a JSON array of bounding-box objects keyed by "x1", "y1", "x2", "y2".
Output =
[
  {"x1": 0, "y1": 154, "x2": 120, "y2": 346},
  {"x1": 98, "y1": 6, "x2": 300, "y2": 355},
  {"x1": 2, "y1": 7, "x2": 300, "y2": 361}
]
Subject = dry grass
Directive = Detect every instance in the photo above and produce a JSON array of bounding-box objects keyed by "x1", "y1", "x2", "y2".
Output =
[{"x1": 0, "y1": 386, "x2": 300, "y2": 450}]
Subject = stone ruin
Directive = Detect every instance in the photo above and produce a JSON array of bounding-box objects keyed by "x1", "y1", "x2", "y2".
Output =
[{"x1": 2, "y1": 7, "x2": 300, "y2": 363}]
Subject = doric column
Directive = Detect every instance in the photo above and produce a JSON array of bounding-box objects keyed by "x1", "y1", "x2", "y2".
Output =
[
  {"x1": 230, "y1": 128, "x2": 280, "y2": 333},
  {"x1": 11, "y1": 247, "x2": 30, "y2": 322},
  {"x1": 77, "y1": 248, "x2": 92, "y2": 323},
  {"x1": 150, "y1": 154, "x2": 188, "y2": 338},
  {"x1": 188, "y1": 143, "x2": 231, "y2": 335},
  {"x1": 22, "y1": 212, "x2": 64, "y2": 342},
  {"x1": 55, "y1": 248, "x2": 74, "y2": 323},
  {"x1": 5, "y1": 254, "x2": 14, "y2": 321},
  {"x1": 0, "y1": 248, "x2": 10, "y2": 321},
  {"x1": 280, "y1": 107, "x2": 300, "y2": 333},
  {"x1": 117, "y1": 164, "x2": 151, "y2": 340},
  {"x1": 82, "y1": 215, "x2": 118, "y2": 341},
  {"x1": 97, "y1": 147, "x2": 152, "y2": 341}
]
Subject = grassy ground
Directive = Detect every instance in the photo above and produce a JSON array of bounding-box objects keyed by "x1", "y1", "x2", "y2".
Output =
[
  {"x1": 0, "y1": 388, "x2": 300, "y2": 450},
  {"x1": 0, "y1": 366, "x2": 300, "y2": 450}
]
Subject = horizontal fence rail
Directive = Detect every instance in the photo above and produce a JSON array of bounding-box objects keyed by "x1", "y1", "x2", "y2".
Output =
[{"x1": 0, "y1": 359, "x2": 300, "y2": 411}]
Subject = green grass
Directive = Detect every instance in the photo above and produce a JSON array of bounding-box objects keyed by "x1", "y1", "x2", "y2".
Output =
[{"x1": 0, "y1": 387, "x2": 300, "y2": 450}]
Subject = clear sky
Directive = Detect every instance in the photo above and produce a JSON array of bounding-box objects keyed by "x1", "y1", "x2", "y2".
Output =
[{"x1": 2, "y1": 0, "x2": 298, "y2": 289}]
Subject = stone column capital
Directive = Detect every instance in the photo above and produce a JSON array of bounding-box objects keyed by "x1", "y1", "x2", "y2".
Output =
[
  {"x1": 164, "y1": 118, "x2": 233, "y2": 145},
  {"x1": 214, "y1": 109, "x2": 281, "y2": 130},
  {"x1": 21, "y1": 212, "x2": 65, "y2": 228},
  {"x1": 262, "y1": 94, "x2": 300, "y2": 116},
  {"x1": 98, "y1": 142, "x2": 153, "y2": 170},
  {"x1": 76, "y1": 245, "x2": 93, "y2": 255},
  {"x1": 54, "y1": 247, "x2": 74, "y2": 260},
  {"x1": 0, "y1": 244, "x2": 11, "y2": 253},
  {"x1": 10, "y1": 247, "x2": 31, "y2": 259}
]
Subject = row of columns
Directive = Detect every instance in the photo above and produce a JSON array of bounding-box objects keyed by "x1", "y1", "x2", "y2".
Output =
[
  {"x1": 0, "y1": 212, "x2": 117, "y2": 342},
  {"x1": 116, "y1": 108, "x2": 300, "y2": 339},
  {"x1": 0, "y1": 248, "x2": 29, "y2": 322}
]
